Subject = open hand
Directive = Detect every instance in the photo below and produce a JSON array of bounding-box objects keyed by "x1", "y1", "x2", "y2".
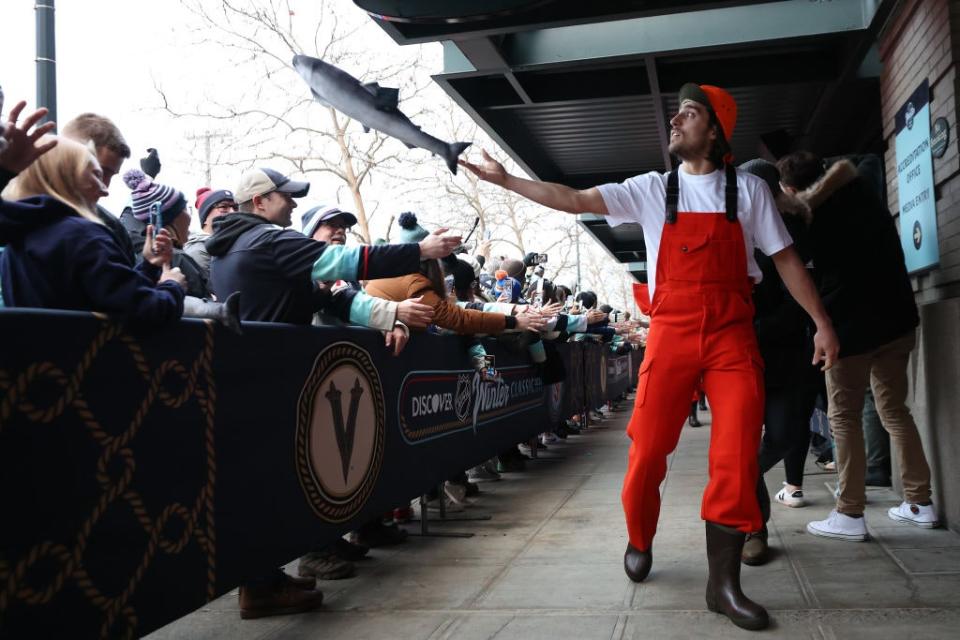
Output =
[
  {"x1": 515, "y1": 312, "x2": 546, "y2": 332},
  {"x1": 0, "y1": 101, "x2": 57, "y2": 174},
  {"x1": 458, "y1": 149, "x2": 508, "y2": 186},
  {"x1": 397, "y1": 295, "x2": 434, "y2": 328},
  {"x1": 539, "y1": 301, "x2": 562, "y2": 318},
  {"x1": 587, "y1": 309, "x2": 608, "y2": 324},
  {"x1": 418, "y1": 227, "x2": 463, "y2": 260}
]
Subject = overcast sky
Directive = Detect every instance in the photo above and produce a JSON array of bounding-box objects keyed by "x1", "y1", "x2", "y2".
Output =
[{"x1": 2, "y1": 0, "x2": 449, "y2": 220}]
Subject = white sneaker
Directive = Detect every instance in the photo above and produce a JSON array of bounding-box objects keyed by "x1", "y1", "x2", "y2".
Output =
[
  {"x1": 518, "y1": 443, "x2": 533, "y2": 457},
  {"x1": 541, "y1": 431, "x2": 558, "y2": 445},
  {"x1": 416, "y1": 495, "x2": 465, "y2": 514},
  {"x1": 775, "y1": 483, "x2": 806, "y2": 508},
  {"x1": 888, "y1": 502, "x2": 940, "y2": 529},
  {"x1": 443, "y1": 481, "x2": 469, "y2": 505},
  {"x1": 806, "y1": 510, "x2": 868, "y2": 541}
]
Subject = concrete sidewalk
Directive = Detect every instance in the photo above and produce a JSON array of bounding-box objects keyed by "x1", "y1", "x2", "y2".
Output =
[{"x1": 150, "y1": 401, "x2": 960, "y2": 639}]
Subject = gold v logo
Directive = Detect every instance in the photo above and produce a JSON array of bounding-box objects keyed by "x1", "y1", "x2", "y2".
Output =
[
  {"x1": 326, "y1": 377, "x2": 364, "y2": 484},
  {"x1": 296, "y1": 342, "x2": 385, "y2": 523}
]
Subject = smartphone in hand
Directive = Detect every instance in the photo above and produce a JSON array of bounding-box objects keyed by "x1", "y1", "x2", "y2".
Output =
[
  {"x1": 149, "y1": 202, "x2": 162, "y2": 254},
  {"x1": 483, "y1": 355, "x2": 497, "y2": 380}
]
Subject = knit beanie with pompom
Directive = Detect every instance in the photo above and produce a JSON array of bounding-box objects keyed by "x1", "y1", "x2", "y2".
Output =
[
  {"x1": 397, "y1": 211, "x2": 429, "y2": 244},
  {"x1": 122, "y1": 168, "x2": 185, "y2": 227}
]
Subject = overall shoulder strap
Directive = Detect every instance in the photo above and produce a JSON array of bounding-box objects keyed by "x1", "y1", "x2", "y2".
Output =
[
  {"x1": 724, "y1": 164, "x2": 738, "y2": 222},
  {"x1": 665, "y1": 169, "x2": 680, "y2": 224}
]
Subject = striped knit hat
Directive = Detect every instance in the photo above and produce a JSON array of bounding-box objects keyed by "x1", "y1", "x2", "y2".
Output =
[{"x1": 122, "y1": 169, "x2": 186, "y2": 225}]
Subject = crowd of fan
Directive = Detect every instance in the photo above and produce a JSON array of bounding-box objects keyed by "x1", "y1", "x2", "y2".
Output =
[{"x1": 0, "y1": 96, "x2": 649, "y2": 619}]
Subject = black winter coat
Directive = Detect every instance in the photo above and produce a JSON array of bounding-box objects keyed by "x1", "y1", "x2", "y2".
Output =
[
  {"x1": 790, "y1": 159, "x2": 918, "y2": 358},
  {"x1": 0, "y1": 168, "x2": 184, "y2": 326}
]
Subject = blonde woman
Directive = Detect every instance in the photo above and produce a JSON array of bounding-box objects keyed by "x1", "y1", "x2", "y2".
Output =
[{"x1": 0, "y1": 100, "x2": 186, "y2": 325}]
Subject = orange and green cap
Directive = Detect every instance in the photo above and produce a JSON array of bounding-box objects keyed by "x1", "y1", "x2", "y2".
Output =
[{"x1": 678, "y1": 83, "x2": 737, "y2": 145}]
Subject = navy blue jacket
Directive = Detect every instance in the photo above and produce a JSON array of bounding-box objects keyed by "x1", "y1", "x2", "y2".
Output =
[
  {"x1": 0, "y1": 168, "x2": 184, "y2": 326},
  {"x1": 206, "y1": 213, "x2": 421, "y2": 324}
]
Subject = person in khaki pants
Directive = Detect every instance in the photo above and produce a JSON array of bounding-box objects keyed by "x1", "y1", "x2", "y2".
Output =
[{"x1": 777, "y1": 151, "x2": 937, "y2": 541}]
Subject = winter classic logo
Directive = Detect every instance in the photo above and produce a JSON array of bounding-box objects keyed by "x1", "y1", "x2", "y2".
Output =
[
  {"x1": 296, "y1": 342, "x2": 385, "y2": 523},
  {"x1": 399, "y1": 366, "x2": 544, "y2": 444}
]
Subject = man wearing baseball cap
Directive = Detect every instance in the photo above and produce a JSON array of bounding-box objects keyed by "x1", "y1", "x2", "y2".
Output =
[
  {"x1": 461, "y1": 83, "x2": 839, "y2": 631},
  {"x1": 207, "y1": 170, "x2": 459, "y2": 618},
  {"x1": 300, "y1": 203, "x2": 358, "y2": 244},
  {"x1": 183, "y1": 187, "x2": 238, "y2": 278},
  {"x1": 207, "y1": 167, "x2": 460, "y2": 325}
]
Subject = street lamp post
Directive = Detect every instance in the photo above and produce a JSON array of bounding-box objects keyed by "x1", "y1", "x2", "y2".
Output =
[{"x1": 36, "y1": 0, "x2": 57, "y2": 129}]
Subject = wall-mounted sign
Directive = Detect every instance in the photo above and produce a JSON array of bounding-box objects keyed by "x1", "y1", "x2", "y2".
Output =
[
  {"x1": 895, "y1": 79, "x2": 940, "y2": 274},
  {"x1": 931, "y1": 117, "x2": 950, "y2": 158}
]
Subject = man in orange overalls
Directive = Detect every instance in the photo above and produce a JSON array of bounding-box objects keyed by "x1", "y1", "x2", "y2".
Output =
[{"x1": 460, "y1": 83, "x2": 838, "y2": 632}]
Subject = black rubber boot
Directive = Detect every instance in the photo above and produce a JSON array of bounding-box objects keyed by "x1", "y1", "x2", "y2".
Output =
[
  {"x1": 699, "y1": 396, "x2": 708, "y2": 411},
  {"x1": 624, "y1": 543, "x2": 652, "y2": 582},
  {"x1": 705, "y1": 522, "x2": 769, "y2": 631},
  {"x1": 688, "y1": 401, "x2": 701, "y2": 427}
]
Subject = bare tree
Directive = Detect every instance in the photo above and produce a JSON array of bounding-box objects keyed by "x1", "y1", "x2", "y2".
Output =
[
  {"x1": 150, "y1": 0, "x2": 629, "y2": 300},
  {"x1": 156, "y1": 0, "x2": 438, "y2": 242}
]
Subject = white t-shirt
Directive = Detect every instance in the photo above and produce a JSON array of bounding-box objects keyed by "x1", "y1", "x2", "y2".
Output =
[{"x1": 597, "y1": 168, "x2": 792, "y2": 299}]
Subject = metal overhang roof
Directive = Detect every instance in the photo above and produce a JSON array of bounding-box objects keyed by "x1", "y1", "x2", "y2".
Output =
[{"x1": 368, "y1": 0, "x2": 894, "y2": 283}]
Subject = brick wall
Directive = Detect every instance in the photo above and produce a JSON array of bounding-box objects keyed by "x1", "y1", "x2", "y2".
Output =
[
  {"x1": 879, "y1": 0, "x2": 960, "y2": 531},
  {"x1": 880, "y1": 0, "x2": 960, "y2": 302}
]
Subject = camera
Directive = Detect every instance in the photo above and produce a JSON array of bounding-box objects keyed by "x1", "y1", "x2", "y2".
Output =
[{"x1": 533, "y1": 253, "x2": 548, "y2": 265}]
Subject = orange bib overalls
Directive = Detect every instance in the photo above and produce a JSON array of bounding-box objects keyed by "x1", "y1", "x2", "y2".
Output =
[{"x1": 622, "y1": 166, "x2": 764, "y2": 550}]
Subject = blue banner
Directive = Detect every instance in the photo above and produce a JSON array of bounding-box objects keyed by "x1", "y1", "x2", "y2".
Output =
[{"x1": 894, "y1": 79, "x2": 940, "y2": 274}]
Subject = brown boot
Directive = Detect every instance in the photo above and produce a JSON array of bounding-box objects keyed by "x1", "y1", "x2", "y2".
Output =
[
  {"x1": 623, "y1": 543, "x2": 652, "y2": 582},
  {"x1": 239, "y1": 573, "x2": 324, "y2": 620},
  {"x1": 705, "y1": 522, "x2": 769, "y2": 631},
  {"x1": 741, "y1": 526, "x2": 769, "y2": 566}
]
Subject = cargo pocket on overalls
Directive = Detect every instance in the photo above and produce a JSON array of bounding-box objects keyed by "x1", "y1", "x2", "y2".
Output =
[
  {"x1": 749, "y1": 353, "x2": 765, "y2": 401},
  {"x1": 636, "y1": 357, "x2": 654, "y2": 408}
]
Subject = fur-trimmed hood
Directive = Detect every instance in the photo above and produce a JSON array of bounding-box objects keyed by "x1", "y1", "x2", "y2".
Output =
[{"x1": 778, "y1": 159, "x2": 859, "y2": 224}]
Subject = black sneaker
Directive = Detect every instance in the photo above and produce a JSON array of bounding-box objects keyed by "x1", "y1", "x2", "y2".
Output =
[{"x1": 354, "y1": 521, "x2": 407, "y2": 548}]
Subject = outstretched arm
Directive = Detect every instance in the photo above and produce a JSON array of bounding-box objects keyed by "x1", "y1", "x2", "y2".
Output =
[
  {"x1": 771, "y1": 246, "x2": 839, "y2": 370},
  {"x1": 460, "y1": 149, "x2": 608, "y2": 215}
]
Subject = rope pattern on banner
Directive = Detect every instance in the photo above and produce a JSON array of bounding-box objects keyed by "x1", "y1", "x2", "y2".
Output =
[{"x1": 0, "y1": 319, "x2": 217, "y2": 639}]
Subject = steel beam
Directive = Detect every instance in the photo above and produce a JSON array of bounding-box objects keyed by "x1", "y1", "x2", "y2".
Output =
[
  {"x1": 644, "y1": 55, "x2": 672, "y2": 169},
  {"x1": 498, "y1": 0, "x2": 877, "y2": 71},
  {"x1": 373, "y1": 1, "x2": 785, "y2": 46}
]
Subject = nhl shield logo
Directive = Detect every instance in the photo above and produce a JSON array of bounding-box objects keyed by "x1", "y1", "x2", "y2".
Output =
[
  {"x1": 454, "y1": 373, "x2": 473, "y2": 424},
  {"x1": 296, "y1": 342, "x2": 385, "y2": 523}
]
